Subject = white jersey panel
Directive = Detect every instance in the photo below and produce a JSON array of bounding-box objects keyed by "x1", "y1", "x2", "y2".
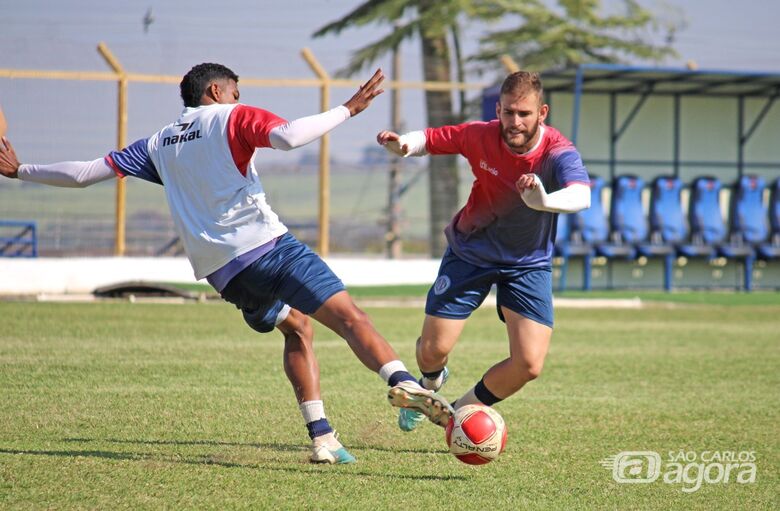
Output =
[{"x1": 147, "y1": 104, "x2": 287, "y2": 279}]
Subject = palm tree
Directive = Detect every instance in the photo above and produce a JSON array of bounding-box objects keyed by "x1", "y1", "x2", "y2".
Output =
[{"x1": 314, "y1": 0, "x2": 473, "y2": 257}]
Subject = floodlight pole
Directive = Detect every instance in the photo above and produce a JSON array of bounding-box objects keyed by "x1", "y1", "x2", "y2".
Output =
[
  {"x1": 301, "y1": 48, "x2": 331, "y2": 257},
  {"x1": 97, "y1": 42, "x2": 128, "y2": 256}
]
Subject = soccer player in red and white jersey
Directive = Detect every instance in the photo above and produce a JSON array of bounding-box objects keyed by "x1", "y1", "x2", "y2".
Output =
[
  {"x1": 377, "y1": 71, "x2": 591, "y2": 432},
  {"x1": 0, "y1": 63, "x2": 453, "y2": 464}
]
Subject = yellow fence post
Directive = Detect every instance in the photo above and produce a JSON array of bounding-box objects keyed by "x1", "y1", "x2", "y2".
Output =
[
  {"x1": 97, "y1": 42, "x2": 128, "y2": 257},
  {"x1": 300, "y1": 48, "x2": 331, "y2": 257}
]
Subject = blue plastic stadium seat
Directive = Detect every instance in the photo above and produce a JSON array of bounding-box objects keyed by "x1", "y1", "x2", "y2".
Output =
[
  {"x1": 609, "y1": 175, "x2": 675, "y2": 290},
  {"x1": 570, "y1": 175, "x2": 634, "y2": 290},
  {"x1": 754, "y1": 178, "x2": 780, "y2": 261},
  {"x1": 579, "y1": 175, "x2": 635, "y2": 259},
  {"x1": 757, "y1": 178, "x2": 780, "y2": 261},
  {"x1": 554, "y1": 212, "x2": 594, "y2": 291},
  {"x1": 650, "y1": 176, "x2": 713, "y2": 260},
  {"x1": 690, "y1": 176, "x2": 755, "y2": 290}
]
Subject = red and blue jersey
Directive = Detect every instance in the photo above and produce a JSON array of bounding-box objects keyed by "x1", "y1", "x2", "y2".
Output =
[{"x1": 426, "y1": 120, "x2": 589, "y2": 268}]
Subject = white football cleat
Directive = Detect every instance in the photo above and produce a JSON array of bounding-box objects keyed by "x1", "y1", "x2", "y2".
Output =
[
  {"x1": 388, "y1": 380, "x2": 453, "y2": 428},
  {"x1": 309, "y1": 432, "x2": 356, "y2": 464}
]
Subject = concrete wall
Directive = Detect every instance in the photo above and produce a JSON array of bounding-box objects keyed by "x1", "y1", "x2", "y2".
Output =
[
  {"x1": 1, "y1": 256, "x2": 776, "y2": 296},
  {"x1": 0, "y1": 257, "x2": 442, "y2": 295}
]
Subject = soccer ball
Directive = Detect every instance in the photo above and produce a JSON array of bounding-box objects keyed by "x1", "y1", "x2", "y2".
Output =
[{"x1": 445, "y1": 404, "x2": 507, "y2": 465}]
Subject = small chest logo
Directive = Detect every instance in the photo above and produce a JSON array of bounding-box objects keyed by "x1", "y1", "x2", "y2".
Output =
[
  {"x1": 433, "y1": 275, "x2": 451, "y2": 295},
  {"x1": 479, "y1": 159, "x2": 498, "y2": 176}
]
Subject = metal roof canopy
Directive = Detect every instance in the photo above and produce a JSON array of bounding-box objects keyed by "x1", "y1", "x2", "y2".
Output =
[{"x1": 483, "y1": 63, "x2": 780, "y2": 179}]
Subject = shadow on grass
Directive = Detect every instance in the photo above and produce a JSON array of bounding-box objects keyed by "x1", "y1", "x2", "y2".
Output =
[
  {"x1": 2, "y1": 441, "x2": 464, "y2": 482},
  {"x1": 0, "y1": 447, "x2": 464, "y2": 481},
  {"x1": 63, "y1": 436, "x2": 449, "y2": 456}
]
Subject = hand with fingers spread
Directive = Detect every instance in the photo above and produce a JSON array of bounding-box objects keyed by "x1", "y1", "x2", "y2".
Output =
[
  {"x1": 343, "y1": 69, "x2": 385, "y2": 117},
  {"x1": 0, "y1": 137, "x2": 20, "y2": 179}
]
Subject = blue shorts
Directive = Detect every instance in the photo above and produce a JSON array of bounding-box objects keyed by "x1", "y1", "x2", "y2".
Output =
[
  {"x1": 219, "y1": 233, "x2": 345, "y2": 333},
  {"x1": 425, "y1": 248, "x2": 554, "y2": 328}
]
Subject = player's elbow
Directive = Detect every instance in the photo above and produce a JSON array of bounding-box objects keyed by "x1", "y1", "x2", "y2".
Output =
[
  {"x1": 570, "y1": 184, "x2": 591, "y2": 211},
  {"x1": 269, "y1": 136, "x2": 295, "y2": 151},
  {"x1": 269, "y1": 126, "x2": 312, "y2": 151},
  {"x1": 72, "y1": 176, "x2": 94, "y2": 188}
]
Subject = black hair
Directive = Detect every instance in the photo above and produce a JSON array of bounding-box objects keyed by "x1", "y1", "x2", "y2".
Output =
[{"x1": 179, "y1": 63, "x2": 239, "y2": 107}]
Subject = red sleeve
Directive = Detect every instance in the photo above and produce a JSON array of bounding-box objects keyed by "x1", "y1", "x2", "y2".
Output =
[
  {"x1": 424, "y1": 122, "x2": 482, "y2": 156},
  {"x1": 227, "y1": 104, "x2": 288, "y2": 175}
]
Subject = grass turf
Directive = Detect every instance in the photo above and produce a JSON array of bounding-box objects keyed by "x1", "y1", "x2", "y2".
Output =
[{"x1": 0, "y1": 300, "x2": 778, "y2": 509}]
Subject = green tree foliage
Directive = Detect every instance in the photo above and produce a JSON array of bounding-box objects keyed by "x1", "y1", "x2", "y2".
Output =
[{"x1": 473, "y1": 0, "x2": 678, "y2": 70}]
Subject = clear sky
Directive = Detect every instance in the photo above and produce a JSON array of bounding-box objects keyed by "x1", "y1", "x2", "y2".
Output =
[{"x1": 1, "y1": 0, "x2": 779, "y2": 164}]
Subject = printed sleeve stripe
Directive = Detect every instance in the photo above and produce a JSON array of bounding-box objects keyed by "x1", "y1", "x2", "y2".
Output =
[
  {"x1": 104, "y1": 154, "x2": 126, "y2": 178},
  {"x1": 105, "y1": 138, "x2": 162, "y2": 185},
  {"x1": 563, "y1": 180, "x2": 590, "y2": 186}
]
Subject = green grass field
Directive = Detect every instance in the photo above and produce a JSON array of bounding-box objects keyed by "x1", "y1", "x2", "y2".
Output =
[{"x1": 1, "y1": 299, "x2": 778, "y2": 509}]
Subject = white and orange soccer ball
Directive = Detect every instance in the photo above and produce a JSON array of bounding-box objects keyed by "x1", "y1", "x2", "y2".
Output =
[{"x1": 445, "y1": 404, "x2": 507, "y2": 465}]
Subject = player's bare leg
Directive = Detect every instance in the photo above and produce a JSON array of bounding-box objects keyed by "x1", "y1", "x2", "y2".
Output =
[
  {"x1": 278, "y1": 308, "x2": 319, "y2": 403},
  {"x1": 277, "y1": 308, "x2": 355, "y2": 464},
  {"x1": 310, "y1": 290, "x2": 397, "y2": 371},
  {"x1": 416, "y1": 314, "x2": 467, "y2": 374},
  {"x1": 397, "y1": 315, "x2": 466, "y2": 431},
  {"x1": 480, "y1": 306, "x2": 552, "y2": 400},
  {"x1": 311, "y1": 291, "x2": 452, "y2": 427}
]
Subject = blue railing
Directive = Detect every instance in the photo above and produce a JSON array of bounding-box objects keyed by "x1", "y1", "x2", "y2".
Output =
[{"x1": 0, "y1": 220, "x2": 37, "y2": 257}]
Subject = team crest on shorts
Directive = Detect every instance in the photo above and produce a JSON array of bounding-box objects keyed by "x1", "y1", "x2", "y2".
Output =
[{"x1": 433, "y1": 275, "x2": 451, "y2": 295}]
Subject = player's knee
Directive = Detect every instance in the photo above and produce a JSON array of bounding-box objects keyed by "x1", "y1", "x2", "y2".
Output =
[
  {"x1": 278, "y1": 309, "x2": 313, "y2": 342},
  {"x1": 338, "y1": 306, "x2": 372, "y2": 334},
  {"x1": 417, "y1": 340, "x2": 449, "y2": 367},
  {"x1": 512, "y1": 356, "x2": 545, "y2": 381},
  {"x1": 525, "y1": 363, "x2": 543, "y2": 381},
  {"x1": 523, "y1": 360, "x2": 545, "y2": 381}
]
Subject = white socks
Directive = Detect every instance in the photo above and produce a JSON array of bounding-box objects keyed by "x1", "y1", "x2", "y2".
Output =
[
  {"x1": 378, "y1": 360, "x2": 410, "y2": 384},
  {"x1": 299, "y1": 400, "x2": 326, "y2": 424},
  {"x1": 454, "y1": 386, "x2": 483, "y2": 409},
  {"x1": 421, "y1": 373, "x2": 445, "y2": 391}
]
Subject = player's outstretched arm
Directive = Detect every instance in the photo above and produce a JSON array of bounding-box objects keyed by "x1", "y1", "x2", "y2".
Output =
[
  {"x1": 268, "y1": 69, "x2": 385, "y2": 151},
  {"x1": 0, "y1": 137, "x2": 114, "y2": 187}
]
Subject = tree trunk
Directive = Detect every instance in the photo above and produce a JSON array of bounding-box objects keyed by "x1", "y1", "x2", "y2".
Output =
[{"x1": 421, "y1": 33, "x2": 459, "y2": 258}]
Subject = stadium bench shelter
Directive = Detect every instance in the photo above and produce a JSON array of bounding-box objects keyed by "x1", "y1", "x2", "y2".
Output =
[{"x1": 483, "y1": 64, "x2": 780, "y2": 290}]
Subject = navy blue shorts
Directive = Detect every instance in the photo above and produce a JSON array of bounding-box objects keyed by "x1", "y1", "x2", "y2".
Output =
[
  {"x1": 425, "y1": 248, "x2": 554, "y2": 328},
  {"x1": 220, "y1": 233, "x2": 345, "y2": 333}
]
